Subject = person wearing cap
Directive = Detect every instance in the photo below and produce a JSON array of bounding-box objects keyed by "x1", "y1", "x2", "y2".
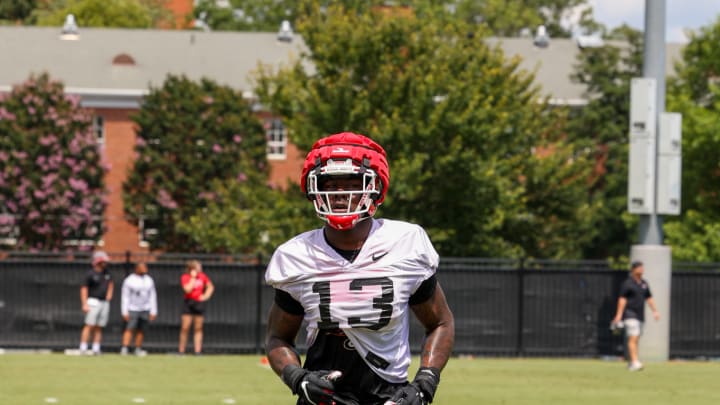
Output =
[{"x1": 78, "y1": 250, "x2": 114, "y2": 355}]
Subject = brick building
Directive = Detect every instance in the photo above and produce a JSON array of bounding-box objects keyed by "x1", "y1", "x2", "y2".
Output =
[{"x1": 0, "y1": 25, "x2": 309, "y2": 252}]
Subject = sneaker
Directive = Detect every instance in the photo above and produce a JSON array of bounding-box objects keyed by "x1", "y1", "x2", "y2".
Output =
[
  {"x1": 120, "y1": 347, "x2": 129, "y2": 356},
  {"x1": 134, "y1": 348, "x2": 148, "y2": 357},
  {"x1": 91, "y1": 350, "x2": 101, "y2": 356},
  {"x1": 628, "y1": 362, "x2": 644, "y2": 371}
]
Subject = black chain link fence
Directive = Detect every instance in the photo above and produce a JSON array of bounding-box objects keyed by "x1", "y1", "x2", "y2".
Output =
[{"x1": 0, "y1": 253, "x2": 718, "y2": 357}]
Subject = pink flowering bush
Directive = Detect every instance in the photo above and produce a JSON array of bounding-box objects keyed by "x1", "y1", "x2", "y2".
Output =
[
  {"x1": 123, "y1": 75, "x2": 268, "y2": 251},
  {"x1": 0, "y1": 73, "x2": 107, "y2": 251}
]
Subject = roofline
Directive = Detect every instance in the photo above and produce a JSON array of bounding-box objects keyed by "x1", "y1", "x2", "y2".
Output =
[
  {"x1": 0, "y1": 86, "x2": 259, "y2": 110},
  {"x1": 66, "y1": 87, "x2": 148, "y2": 109},
  {"x1": 0, "y1": 85, "x2": 147, "y2": 109},
  {"x1": 2, "y1": 84, "x2": 588, "y2": 109}
]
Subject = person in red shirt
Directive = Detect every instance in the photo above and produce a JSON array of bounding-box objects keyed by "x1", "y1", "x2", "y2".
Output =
[{"x1": 178, "y1": 260, "x2": 214, "y2": 354}]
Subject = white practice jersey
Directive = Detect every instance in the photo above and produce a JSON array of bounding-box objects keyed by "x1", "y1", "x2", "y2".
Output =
[
  {"x1": 265, "y1": 218, "x2": 439, "y2": 383},
  {"x1": 121, "y1": 274, "x2": 158, "y2": 316}
]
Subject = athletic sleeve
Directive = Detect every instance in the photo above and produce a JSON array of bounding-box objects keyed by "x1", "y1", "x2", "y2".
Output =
[
  {"x1": 121, "y1": 278, "x2": 129, "y2": 316},
  {"x1": 274, "y1": 288, "x2": 304, "y2": 315},
  {"x1": 409, "y1": 275, "x2": 437, "y2": 305},
  {"x1": 619, "y1": 279, "x2": 632, "y2": 298},
  {"x1": 150, "y1": 278, "x2": 158, "y2": 316}
]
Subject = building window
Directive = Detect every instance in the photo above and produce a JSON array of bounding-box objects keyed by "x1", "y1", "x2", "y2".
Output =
[
  {"x1": 93, "y1": 115, "x2": 105, "y2": 145},
  {"x1": 138, "y1": 216, "x2": 159, "y2": 249},
  {"x1": 266, "y1": 118, "x2": 287, "y2": 160}
]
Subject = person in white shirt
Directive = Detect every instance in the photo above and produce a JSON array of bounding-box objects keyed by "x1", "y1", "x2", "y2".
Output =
[
  {"x1": 265, "y1": 132, "x2": 455, "y2": 405},
  {"x1": 120, "y1": 262, "x2": 158, "y2": 356}
]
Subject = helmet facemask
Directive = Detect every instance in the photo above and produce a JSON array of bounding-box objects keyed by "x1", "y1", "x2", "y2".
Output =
[{"x1": 306, "y1": 158, "x2": 381, "y2": 230}]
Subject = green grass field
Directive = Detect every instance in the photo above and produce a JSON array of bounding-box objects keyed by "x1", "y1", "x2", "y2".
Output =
[{"x1": 1, "y1": 353, "x2": 719, "y2": 405}]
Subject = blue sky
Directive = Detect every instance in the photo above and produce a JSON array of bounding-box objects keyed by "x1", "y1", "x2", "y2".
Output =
[{"x1": 590, "y1": 0, "x2": 720, "y2": 43}]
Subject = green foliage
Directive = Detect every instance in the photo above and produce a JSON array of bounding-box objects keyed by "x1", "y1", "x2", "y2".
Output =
[
  {"x1": 0, "y1": 0, "x2": 36, "y2": 23},
  {"x1": 0, "y1": 72, "x2": 106, "y2": 250},
  {"x1": 566, "y1": 25, "x2": 644, "y2": 258},
  {"x1": 449, "y1": 0, "x2": 600, "y2": 38},
  {"x1": 672, "y1": 16, "x2": 720, "y2": 103},
  {"x1": 175, "y1": 177, "x2": 318, "y2": 256},
  {"x1": 254, "y1": 2, "x2": 595, "y2": 258},
  {"x1": 123, "y1": 75, "x2": 268, "y2": 252},
  {"x1": 664, "y1": 17, "x2": 720, "y2": 261},
  {"x1": 194, "y1": 0, "x2": 377, "y2": 32},
  {"x1": 194, "y1": 0, "x2": 599, "y2": 37},
  {"x1": 32, "y1": 0, "x2": 171, "y2": 28},
  {"x1": 665, "y1": 210, "x2": 720, "y2": 262}
]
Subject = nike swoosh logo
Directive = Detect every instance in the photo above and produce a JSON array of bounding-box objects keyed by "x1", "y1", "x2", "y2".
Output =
[{"x1": 372, "y1": 252, "x2": 389, "y2": 261}]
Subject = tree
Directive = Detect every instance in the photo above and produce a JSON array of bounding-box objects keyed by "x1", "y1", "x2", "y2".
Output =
[
  {"x1": 0, "y1": 0, "x2": 37, "y2": 23},
  {"x1": 122, "y1": 75, "x2": 269, "y2": 252},
  {"x1": 565, "y1": 25, "x2": 644, "y2": 258},
  {"x1": 663, "y1": 17, "x2": 720, "y2": 261},
  {"x1": 254, "y1": 2, "x2": 595, "y2": 258},
  {"x1": 175, "y1": 177, "x2": 317, "y2": 256},
  {"x1": 449, "y1": 0, "x2": 601, "y2": 38},
  {"x1": 32, "y1": 0, "x2": 172, "y2": 28},
  {"x1": 0, "y1": 73, "x2": 107, "y2": 251},
  {"x1": 193, "y1": 0, "x2": 374, "y2": 32}
]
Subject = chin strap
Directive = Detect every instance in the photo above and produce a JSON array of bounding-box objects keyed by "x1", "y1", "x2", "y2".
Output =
[{"x1": 326, "y1": 214, "x2": 362, "y2": 230}]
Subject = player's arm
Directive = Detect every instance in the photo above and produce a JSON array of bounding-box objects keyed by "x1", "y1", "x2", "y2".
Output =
[
  {"x1": 411, "y1": 282, "x2": 455, "y2": 371},
  {"x1": 106, "y1": 279, "x2": 114, "y2": 301},
  {"x1": 121, "y1": 280, "x2": 129, "y2": 318},
  {"x1": 391, "y1": 281, "x2": 454, "y2": 404},
  {"x1": 265, "y1": 300, "x2": 338, "y2": 405},
  {"x1": 646, "y1": 297, "x2": 660, "y2": 320},
  {"x1": 181, "y1": 273, "x2": 195, "y2": 294},
  {"x1": 613, "y1": 297, "x2": 627, "y2": 322},
  {"x1": 201, "y1": 278, "x2": 214, "y2": 301},
  {"x1": 265, "y1": 302, "x2": 303, "y2": 376},
  {"x1": 80, "y1": 285, "x2": 89, "y2": 312}
]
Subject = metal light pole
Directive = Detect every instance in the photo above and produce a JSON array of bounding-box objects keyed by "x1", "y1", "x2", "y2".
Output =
[
  {"x1": 638, "y1": 0, "x2": 666, "y2": 245},
  {"x1": 629, "y1": 0, "x2": 672, "y2": 363}
]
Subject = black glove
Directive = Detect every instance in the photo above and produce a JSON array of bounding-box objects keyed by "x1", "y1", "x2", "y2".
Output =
[
  {"x1": 387, "y1": 367, "x2": 440, "y2": 405},
  {"x1": 282, "y1": 364, "x2": 341, "y2": 405}
]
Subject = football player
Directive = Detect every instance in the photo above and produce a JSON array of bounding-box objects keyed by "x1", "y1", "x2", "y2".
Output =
[{"x1": 265, "y1": 132, "x2": 455, "y2": 405}]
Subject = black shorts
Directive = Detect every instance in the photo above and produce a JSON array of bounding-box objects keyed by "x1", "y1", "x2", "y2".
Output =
[
  {"x1": 301, "y1": 331, "x2": 405, "y2": 405},
  {"x1": 183, "y1": 299, "x2": 205, "y2": 315},
  {"x1": 126, "y1": 310, "x2": 150, "y2": 331}
]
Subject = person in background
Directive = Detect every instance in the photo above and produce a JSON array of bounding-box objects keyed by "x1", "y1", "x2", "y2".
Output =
[
  {"x1": 79, "y1": 250, "x2": 114, "y2": 355},
  {"x1": 178, "y1": 260, "x2": 214, "y2": 354},
  {"x1": 120, "y1": 262, "x2": 158, "y2": 356},
  {"x1": 612, "y1": 260, "x2": 660, "y2": 371}
]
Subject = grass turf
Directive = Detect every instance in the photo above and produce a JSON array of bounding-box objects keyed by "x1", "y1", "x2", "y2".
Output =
[{"x1": 0, "y1": 353, "x2": 719, "y2": 404}]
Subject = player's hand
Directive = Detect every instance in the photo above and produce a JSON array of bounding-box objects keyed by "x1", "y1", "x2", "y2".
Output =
[
  {"x1": 123, "y1": 314, "x2": 130, "y2": 322},
  {"x1": 282, "y1": 364, "x2": 341, "y2": 405},
  {"x1": 387, "y1": 367, "x2": 440, "y2": 405}
]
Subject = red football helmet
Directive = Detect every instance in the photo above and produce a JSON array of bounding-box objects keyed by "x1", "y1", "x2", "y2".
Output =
[{"x1": 301, "y1": 132, "x2": 390, "y2": 230}]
